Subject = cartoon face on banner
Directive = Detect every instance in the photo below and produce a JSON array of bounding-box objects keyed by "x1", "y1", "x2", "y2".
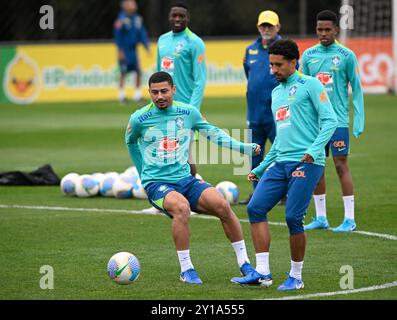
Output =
[{"x1": 4, "y1": 53, "x2": 40, "y2": 104}]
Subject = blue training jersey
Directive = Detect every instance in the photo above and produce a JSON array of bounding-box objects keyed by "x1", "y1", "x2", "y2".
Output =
[
  {"x1": 114, "y1": 11, "x2": 149, "y2": 62},
  {"x1": 126, "y1": 101, "x2": 257, "y2": 187},
  {"x1": 301, "y1": 41, "x2": 364, "y2": 137},
  {"x1": 252, "y1": 72, "x2": 338, "y2": 178},
  {"x1": 157, "y1": 28, "x2": 206, "y2": 110},
  {"x1": 243, "y1": 35, "x2": 281, "y2": 125}
]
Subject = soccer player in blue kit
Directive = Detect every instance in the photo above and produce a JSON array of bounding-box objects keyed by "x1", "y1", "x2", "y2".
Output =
[
  {"x1": 231, "y1": 40, "x2": 337, "y2": 290},
  {"x1": 114, "y1": 0, "x2": 150, "y2": 103},
  {"x1": 126, "y1": 72, "x2": 261, "y2": 284},
  {"x1": 301, "y1": 11, "x2": 365, "y2": 232}
]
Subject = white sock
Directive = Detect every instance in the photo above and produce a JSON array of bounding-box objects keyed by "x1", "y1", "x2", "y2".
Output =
[
  {"x1": 231, "y1": 240, "x2": 250, "y2": 267},
  {"x1": 290, "y1": 260, "x2": 304, "y2": 280},
  {"x1": 118, "y1": 88, "x2": 125, "y2": 101},
  {"x1": 343, "y1": 195, "x2": 355, "y2": 220},
  {"x1": 133, "y1": 87, "x2": 142, "y2": 101},
  {"x1": 177, "y1": 250, "x2": 194, "y2": 273},
  {"x1": 255, "y1": 252, "x2": 270, "y2": 275},
  {"x1": 313, "y1": 194, "x2": 327, "y2": 218}
]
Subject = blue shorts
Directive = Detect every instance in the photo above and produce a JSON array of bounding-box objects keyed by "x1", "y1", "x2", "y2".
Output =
[
  {"x1": 325, "y1": 127, "x2": 349, "y2": 157},
  {"x1": 144, "y1": 175, "x2": 212, "y2": 218},
  {"x1": 247, "y1": 161, "x2": 324, "y2": 235},
  {"x1": 119, "y1": 59, "x2": 140, "y2": 74}
]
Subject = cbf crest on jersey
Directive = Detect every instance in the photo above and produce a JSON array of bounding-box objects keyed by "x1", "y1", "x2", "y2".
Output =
[
  {"x1": 331, "y1": 55, "x2": 341, "y2": 69},
  {"x1": 175, "y1": 116, "x2": 184, "y2": 129},
  {"x1": 175, "y1": 42, "x2": 184, "y2": 54},
  {"x1": 289, "y1": 85, "x2": 298, "y2": 96}
]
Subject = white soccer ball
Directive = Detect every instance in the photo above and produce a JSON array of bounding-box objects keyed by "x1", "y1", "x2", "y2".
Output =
[
  {"x1": 107, "y1": 252, "x2": 141, "y2": 285},
  {"x1": 75, "y1": 174, "x2": 99, "y2": 197},
  {"x1": 132, "y1": 178, "x2": 147, "y2": 199},
  {"x1": 99, "y1": 172, "x2": 119, "y2": 197},
  {"x1": 60, "y1": 173, "x2": 80, "y2": 196},
  {"x1": 124, "y1": 166, "x2": 139, "y2": 178},
  {"x1": 113, "y1": 174, "x2": 139, "y2": 199},
  {"x1": 216, "y1": 181, "x2": 239, "y2": 204},
  {"x1": 92, "y1": 172, "x2": 105, "y2": 186}
]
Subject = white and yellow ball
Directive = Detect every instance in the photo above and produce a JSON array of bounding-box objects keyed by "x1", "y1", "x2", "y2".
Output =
[
  {"x1": 216, "y1": 181, "x2": 239, "y2": 204},
  {"x1": 107, "y1": 252, "x2": 141, "y2": 285}
]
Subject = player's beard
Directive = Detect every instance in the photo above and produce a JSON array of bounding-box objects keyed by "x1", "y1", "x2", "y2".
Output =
[{"x1": 155, "y1": 99, "x2": 169, "y2": 109}]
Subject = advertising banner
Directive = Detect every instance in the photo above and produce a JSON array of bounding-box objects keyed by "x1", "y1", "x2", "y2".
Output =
[{"x1": 0, "y1": 37, "x2": 393, "y2": 104}]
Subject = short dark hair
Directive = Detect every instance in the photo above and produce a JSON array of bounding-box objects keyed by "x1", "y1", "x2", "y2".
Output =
[
  {"x1": 171, "y1": 2, "x2": 189, "y2": 10},
  {"x1": 268, "y1": 39, "x2": 300, "y2": 61},
  {"x1": 316, "y1": 10, "x2": 338, "y2": 26},
  {"x1": 148, "y1": 72, "x2": 174, "y2": 87}
]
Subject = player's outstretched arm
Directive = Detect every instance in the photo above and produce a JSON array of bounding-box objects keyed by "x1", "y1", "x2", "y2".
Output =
[{"x1": 192, "y1": 109, "x2": 258, "y2": 155}]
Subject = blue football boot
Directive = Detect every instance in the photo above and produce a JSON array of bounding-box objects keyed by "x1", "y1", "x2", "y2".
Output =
[
  {"x1": 304, "y1": 216, "x2": 329, "y2": 230},
  {"x1": 333, "y1": 218, "x2": 356, "y2": 232},
  {"x1": 231, "y1": 262, "x2": 273, "y2": 287},
  {"x1": 239, "y1": 261, "x2": 256, "y2": 276},
  {"x1": 180, "y1": 268, "x2": 203, "y2": 284},
  {"x1": 277, "y1": 274, "x2": 304, "y2": 291}
]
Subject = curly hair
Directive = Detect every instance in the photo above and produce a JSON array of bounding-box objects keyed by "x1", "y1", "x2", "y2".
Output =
[
  {"x1": 268, "y1": 39, "x2": 300, "y2": 61},
  {"x1": 316, "y1": 10, "x2": 338, "y2": 26}
]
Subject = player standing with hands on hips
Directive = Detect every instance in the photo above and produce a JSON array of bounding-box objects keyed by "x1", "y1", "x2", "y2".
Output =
[
  {"x1": 301, "y1": 11, "x2": 365, "y2": 232},
  {"x1": 231, "y1": 40, "x2": 337, "y2": 290}
]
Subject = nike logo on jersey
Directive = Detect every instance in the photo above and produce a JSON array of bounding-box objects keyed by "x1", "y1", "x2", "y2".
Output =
[{"x1": 249, "y1": 60, "x2": 257, "y2": 64}]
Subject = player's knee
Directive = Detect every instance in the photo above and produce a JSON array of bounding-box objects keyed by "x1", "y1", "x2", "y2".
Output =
[
  {"x1": 215, "y1": 199, "x2": 232, "y2": 220},
  {"x1": 170, "y1": 201, "x2": 191, "y2": 220},
  {"x1": 247, "y1": 202, "x2": 268, "y2": 223},
  {"x1": 335, "y1": 162, "x2": 349, "y2": 177},
  {"x1": 286, "y1": 215, "x2": 304, "y2": 235}
]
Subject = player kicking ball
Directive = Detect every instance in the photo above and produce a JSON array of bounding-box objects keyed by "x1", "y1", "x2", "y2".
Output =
[
  {"x1": 126, "y1": 71, "x2": 261, "y2": 284},
  {"x1": 231, "y1": 40, "x2": 337, "y2": 290}
]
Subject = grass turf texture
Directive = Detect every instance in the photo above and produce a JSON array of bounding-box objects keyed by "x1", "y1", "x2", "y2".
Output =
[{"x1": 0, "y1": 96, "x2": 396, "y2": 300}]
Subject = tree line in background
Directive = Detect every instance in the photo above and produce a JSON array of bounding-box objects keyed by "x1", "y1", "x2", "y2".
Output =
[{"x1": 1, "y1": 0, "x2": 340, "y2": 42}]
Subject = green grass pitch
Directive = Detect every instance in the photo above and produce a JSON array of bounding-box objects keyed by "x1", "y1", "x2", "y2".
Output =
[{"x1": 0, "y1": 95, "x2": 396, "y2": 300}]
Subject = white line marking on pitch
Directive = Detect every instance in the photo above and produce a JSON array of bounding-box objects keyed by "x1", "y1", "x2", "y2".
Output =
[
  {"x1": 0, "y1": 204, "x2": 396, "y2": 241},
  {"x1": 1, "y1": 203, "x2": 396, "y2": 299},
  {"x1": 263, "y1": 280, "x2": 397, "y2": 300}
]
